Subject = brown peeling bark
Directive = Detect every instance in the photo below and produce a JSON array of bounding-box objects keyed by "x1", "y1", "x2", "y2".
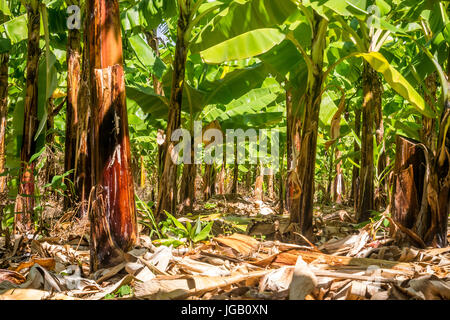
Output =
[
  {"x1": 391, "y1": 136, "x2": 427, "y2": 231},
  {"x1": 15, "y1": 3, "x2": 41, "y2": 233},
  {"x1": 87, "y1": 0, "x2": 137, "y2": 270},
  {"x1": 0, "y1": 54, "x2": 8, "y2": 194}
]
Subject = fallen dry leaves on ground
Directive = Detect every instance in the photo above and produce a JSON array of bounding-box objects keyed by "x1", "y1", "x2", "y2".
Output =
[{"x1": 0, "y1": 198, "x2": 449, "y2": 300}]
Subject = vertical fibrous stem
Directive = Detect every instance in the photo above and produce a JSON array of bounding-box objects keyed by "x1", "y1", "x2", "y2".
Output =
[
  {"x1": 87, "y1": 0, "x2": 137, "y2": 270},
  {"x1": 351, "y1": 106, "x2": 361, "y2": 207},
  {"x1": 179, "y1": 137, "x2": 196, "y2": 214},
  {"x1": 357, "y1": 62, "x2": 381, "y2": 222},
  {"x1": 146, "y1": 30, "x2": 165, "y2": 197},
  {"x1": 0, "y1": 53, "x2": 8, "y2": 194},
  {"x1": 231, "y1": 145, "x2": 238, "y2": 194},
  {"x1": 15, "y1": 1, "x2": 41, "y2": 232},
  {"x1": 286, "y1": 87, "x2": 300, "y2": 212},
  {"x1": 289, "y1": 15, "x2": 328, "y2": 240},
  {"x1": 431, "y1": 80, "x2": 449, "y2": 247},
  {"x1": 374, "y1": 77, "x2": 386, "y2": 209},
  {"x1": 156, "y1": 1, "x2": 191, "y2": 218},
  {"x1": 64, "y1": 8, "x2": 81, "y2": 210},
  {"x1": 422, "y1": 73, "x2": 437, "y2": 153},
  {"x1": 203, "y1": 164, "x2": 215, "y2": 201}
]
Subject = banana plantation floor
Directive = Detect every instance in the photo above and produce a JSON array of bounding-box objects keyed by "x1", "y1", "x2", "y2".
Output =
[{"x1": 0, "y1": 195, "x2": 449, "y2": 300}]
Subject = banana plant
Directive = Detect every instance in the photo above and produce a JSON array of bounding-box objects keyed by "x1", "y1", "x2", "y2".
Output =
[
  {"x1": 389, "y1": 0, "x2": 450, "y2": 247},
  {"x1": 0, "y1": 0, "x2": 11, "y2": 194},
  {"x1": 13, "y1": 0, "x2": 42, "y2": 232},
  {"x1": 122, "y1": 0, "x2": 289, "y2": 217}
]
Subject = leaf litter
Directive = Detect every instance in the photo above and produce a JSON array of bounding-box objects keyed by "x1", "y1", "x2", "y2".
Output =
[{"x1": 0, "y1": 196, "x2": 449, "y2": 300}]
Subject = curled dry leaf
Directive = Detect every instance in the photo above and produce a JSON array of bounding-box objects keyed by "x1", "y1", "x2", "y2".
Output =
[
  {"x1": 0, "y1": 288, "x2": 77, "y2": 300},
  {"x1": 15, "y1": 257, "x2": 56, "y2": 272},
  {"x1": 0, "y1": 269, "x2": 26, "y2": 285},
  {"x1": 214, "y1": 233, "x2": 259, "y2": 257},
  {"x1": 289, "y1": 256, "x2": 317, "y2": 300}
]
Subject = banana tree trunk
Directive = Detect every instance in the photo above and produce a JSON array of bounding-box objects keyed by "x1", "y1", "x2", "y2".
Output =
[
  {"x1": 140, "y1": 155, "x2": 146, "y2": 188},
  {"x1": 87, "y1": 0, "x2": 137, "y2": 270},
  {"x1": 333, "y1": 149, "x2": 344, "y2": 203},
  {"x1": 357, "y1": 62, "x2": 381, "y2": 222},
  {"x1": 290, "y1": 79, "x2": 323, "y2": 238},
  {"x1": 179, "y1": 163, "x2": 196, "y2": 213},
  {"x1": 64, "y1": 24, "x2": 81, "y2": 210},
  {"x1": 156, "y1": 2, "x2": 191, "y2": 218},
  {"x1": 374, "y1": 80, "x2": 386, "y2": 209},
  {"x1": 217, "y1": 156, "x2": 226, "y2": 194},
  {"x1": 391, "y1": 136, "x2": 426, "y2": 231},
  {"x1": 351, "y1": 107, "x2": 361, "y2": 207},
  {"x1": 146, "y1": 29, "x2": 164, "y2": 96},
  {"x1": 245, "y1": 165, "x2": 251, "y2": 192},
  {"x1": 15, "y1": 3, "x2": 40, "y2": 232},
  {"x1": 146, "y1": 30, "x2": 165, "y2": 198},
  {"x1": 279, "y1": 151, "x2": 285, "y2": 214},
  {"x1": 231, "y1": 146, "x2": 238, "y2": 194},
  {"x1": 0, "y1": 53, "x2": 8, "y2": 194},
  {"x1": 74, "y1": 34, "x2": 92, "y2": 217},
  {"x1": 254, "y1": 169, "x2": 263, "y2": 201},
  {"x1": 267, "y1": 169, "x2": 274, "y2": 199},
  {"x1": 179, "y1": 138, "x2": 196, "y2": 214},
  {"x1": 326, "y1": 148, "x2": 333, "y2": 203},
  {"x1": 45, "y1": 98, "x2": 56, "y2": 184},
  {"x1": 429, "y1": 83, "x2": 450, "y2": 247},
  {"x1": 203, "y1": 164, "x2": 215, "y2": 201},
  {"x1": 286, "y1": 87, "x2": 301, "y2": 212},
  {"x1": 422, "y1": 73, "x2": 437, "y2": 153},
  {"x1": 289, "y1": 16, "x2": 328, "y2": 240}
]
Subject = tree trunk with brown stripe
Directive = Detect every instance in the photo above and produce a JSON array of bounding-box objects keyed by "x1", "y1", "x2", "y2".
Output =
[
  {"x1": 86, "y1": 0, "x2": 137, "y2": 271},
  {"x1": 0, "y1": 53, "x2": 8, "y2": 194},
  {"x1": 15, "y1": 2, "x2": 40, "y2": 233}
]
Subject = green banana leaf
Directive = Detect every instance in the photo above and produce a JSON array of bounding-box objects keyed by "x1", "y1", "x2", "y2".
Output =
[{"x1": 357, "y1": 52, "x2": 435, "y2": 118}]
